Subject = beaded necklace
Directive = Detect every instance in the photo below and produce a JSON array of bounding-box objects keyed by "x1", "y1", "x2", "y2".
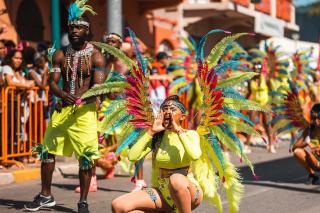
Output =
[{"x1": 65, "y1": 43, "x2": 93, "y2": 95}]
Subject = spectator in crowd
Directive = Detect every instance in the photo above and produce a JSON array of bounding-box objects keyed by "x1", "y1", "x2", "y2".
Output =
[
  {"x1": 22, "y1": 46, "x2": 36, "y2": 71},
  {"x1": 28, "y1": 52, "x2": 49, "y2": 130},
  {"x1": 103, "y1": 32, "x2": 131, "y2": 75},
  {"x1": 2, "y1": 49, "x2": 34, "y2": 88},
  {"x1": 149, "y1": 52, "x2": 172, "y2": 112},
  {"x1": 2, "y1": 49, "x2": 34, "y2": 160}
]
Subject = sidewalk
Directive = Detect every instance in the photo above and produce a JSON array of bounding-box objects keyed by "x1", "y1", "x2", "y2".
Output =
[{"x1": 0, "y1": 156, "x2": 132, "y2": 186}]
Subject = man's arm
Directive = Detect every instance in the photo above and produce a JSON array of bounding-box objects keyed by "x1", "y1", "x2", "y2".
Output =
[
  {"x1": 49, "y1": 50, "x2": 76, "y2": 105},
  {"x1": 92, "y1": 49, "x2": 107, "y2": 109},
  {"x1": 92, "y1": 49, "x2": 107, "y2": 85}
]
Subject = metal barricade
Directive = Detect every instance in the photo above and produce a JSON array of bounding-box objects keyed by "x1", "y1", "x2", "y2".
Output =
[
  {"x1": 1, "y1": 86, "x2": 49, "y2": 165},
  {"x1": 0, "y1": 87, "x2": 5, "y2": 162}
]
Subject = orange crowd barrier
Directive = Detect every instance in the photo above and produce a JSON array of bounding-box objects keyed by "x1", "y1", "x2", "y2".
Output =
[
  {"x1": 0, "y1": 79, "x2": 189, "y2": 166},
  {"x1": 1, "y1": 86, "x2": 49, "y2": 166}
]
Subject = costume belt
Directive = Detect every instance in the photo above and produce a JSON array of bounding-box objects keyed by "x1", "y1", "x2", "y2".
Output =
[{"x1": 159, "y1": 166, "x2": 191, "y2": 178}]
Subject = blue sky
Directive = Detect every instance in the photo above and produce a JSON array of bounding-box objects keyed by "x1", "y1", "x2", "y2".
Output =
[{"x1": 294, "y1": 0, "x2": 320, "y2": 7}]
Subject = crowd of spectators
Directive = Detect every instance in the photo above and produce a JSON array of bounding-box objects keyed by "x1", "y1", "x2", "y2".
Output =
[{"x1": 0, "y1": 39, "x2": 51, "y2": 168}]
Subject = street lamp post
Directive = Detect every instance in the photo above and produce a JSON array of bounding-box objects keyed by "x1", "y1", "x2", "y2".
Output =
[
  {"x1": 51, "y1": 0, "x2": 61, "y2": 48},
  {"x1": 107, "y1": 0, "x2": 123, "y2": 37}
]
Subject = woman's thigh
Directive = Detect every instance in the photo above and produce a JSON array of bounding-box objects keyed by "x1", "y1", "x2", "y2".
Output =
[
  {"x1": 188, "y1": 180, "x2": 203, "y2": 209},
  {"x1": 112, "y1": 188, "x2": 172, "y2": 212},
  {"x1": 169, "y1": 174, "x2": 203, "y2": 209}
]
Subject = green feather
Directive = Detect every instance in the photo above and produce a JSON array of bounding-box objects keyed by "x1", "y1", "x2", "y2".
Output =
[
  {"x1": 91, "y1": 41, "x2": 134, "y2": 69},
  {"x1": 223, "y1": 155, "x2": 244, "y2": 213},
  {"x1": 217, "y1": 72, "x2": 258, "y2": 88},
  {"x1": 182, "y1": 37, "x2": 196, "y2": 52},
  {"x1": 272, "y1": 119, "x2": 291, "y2": 134},
  {"x1": 211, "y1": 125, "x2": 255, "y2": 175},
  {"x1": 100, "y1": 108, "x2": 128, "y2": 133},
  {"x1": 223, "y1": 98, "x2": 270, "y2": 112},
  {"x1": 221, "y1": 114, "x2": 261, "y2": 137},
  {"x1": 99, "y1": 100, "x2": 127, "y2": 133},
  {"x1": 207, "y1": 33, "x2": 249, "y2": 69},
  {"x1": 79, "y1": 150, "x2": 100, "y2": 170},
  {"x1": 32, "y1": 144, "x2": 48, "y2": 161},
  {"x1": 81, "y1": 82, "x2": 128, "y2": 99}
]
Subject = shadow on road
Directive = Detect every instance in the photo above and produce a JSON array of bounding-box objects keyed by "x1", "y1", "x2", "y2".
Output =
[
  {"x1": 52, "y1": 183, "x2": 130, "y2": 193},
  {"x1": 238, "y1": 155, "x2": 320, "y2": 193},
  {"x1": 0, "y1": 199, "x2": 77, "y2": 212},
  {"x1": 243, "y1": 181, "x2": 320, "y2": 194}
]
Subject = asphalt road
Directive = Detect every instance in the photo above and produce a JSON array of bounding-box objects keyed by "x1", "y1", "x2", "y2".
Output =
[{"x1": 0, "y1": 140, "x2": 320, "y2": 213}]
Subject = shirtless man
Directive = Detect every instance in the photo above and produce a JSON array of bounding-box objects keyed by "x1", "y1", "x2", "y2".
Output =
[
  {"x1": 104, "y1": 32, "x2": 130, "y2": 75},
  {"x1": 24, "y1": 2, "x2": 106, "y2": 213}
]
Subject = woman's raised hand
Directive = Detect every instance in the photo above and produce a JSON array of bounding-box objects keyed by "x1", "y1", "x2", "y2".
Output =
[
  {"x1": 148, "y1": 111, "x2": 165, "y2": 136},
  {"x1": 171, "y1": 113, "x2": 184, "y2": 134}
]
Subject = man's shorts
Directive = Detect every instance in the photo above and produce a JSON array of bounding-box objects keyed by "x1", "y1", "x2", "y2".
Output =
[{"x1": 43, "y1": 103, "x2": 99, "y2": 162}]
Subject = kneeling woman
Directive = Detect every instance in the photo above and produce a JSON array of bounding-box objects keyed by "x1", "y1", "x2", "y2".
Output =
[
  {"x1": 112, "y1": 95, "x2": 203, "y2": 213},
  {"x1": 293, "y1": 104, "x2": 320, "y2": 184}
]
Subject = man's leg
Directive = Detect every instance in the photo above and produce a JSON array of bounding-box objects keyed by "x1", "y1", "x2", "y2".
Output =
[
  {"x1": 24, "y1": 153, "x2": 56, "y2": 211},
  {"x1": 79, "y1": 166, "x2": 94, "y2": 202},
  {"x1": 41, "y1": 154, "x2": 56, "y2": 196}
]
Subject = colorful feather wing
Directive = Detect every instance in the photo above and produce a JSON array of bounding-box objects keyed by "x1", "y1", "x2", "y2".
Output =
[{"x1": 272, "y1": 80, "x2": 309, "y2": 136}]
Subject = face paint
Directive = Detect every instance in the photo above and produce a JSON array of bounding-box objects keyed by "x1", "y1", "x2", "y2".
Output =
[
  {"x1": 161, "y1": 100, "x2": 185, "y2": 129},
  {"x1": 160, "y1": 100, "x2": 186, "y2": 114}
]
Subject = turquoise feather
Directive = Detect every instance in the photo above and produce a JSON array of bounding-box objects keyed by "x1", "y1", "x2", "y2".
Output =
[
  {"x1": 276, "y1": 123, "x2": 295, "y2": 135},
  {"x1": 104, "y1": 114, "x2": 133, "y2": 136},
  {"x1": 47, "y1": 44, "x2": 56, "y2": 70},
  {"x1": 128, "y1": 28, "x2": 148, "y2": 75},
  {"x1": 178, "y1": 83, "x2": 193, "y2": 95},
  {"x1": 223, "y1": 107, "x2": 254, "y2": 126},
  {"x1": 133, "y1": 158, "x2": 145, "y2": 179},
  {"x1": 32, "y1": 144, "x2": 48, "y2": 161},
  {"x1": 197, "y1": 29, "x2": 226, "y2": 62},
  {"x1": 218, "y1": 124, "x2": 243, "y2": 157},
  {"x1": 116, "y1": 128, "x2": 143, "y2": 154},
  {"x1": 222, "y1": 88, "x2": 245, "y2": 100},
  {"x1": 103, "y1": 100, "x2": 126, "y2": 116},
  {"x1": 68, "y1": 2, "x2": 83, "y2": 21},
  {"x1": 208, "y1": 130, "x2": 225, "y2": 170},
  {"x1": 271, "y1": 114, "x2": 290, "y2": 125},
  {"x1": 215, "y1": 61, "x2": 243, "y2": 74}
]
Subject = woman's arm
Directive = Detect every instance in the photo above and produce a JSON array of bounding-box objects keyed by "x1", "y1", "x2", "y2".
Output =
[
  {"x1": 128, "y1": 131, "x2": 153, "y2": 161},
  {"x1": 292, "y1": 128, "x2": 309, "y2": 151},
  {"x1": 28, "y1": 70, "x2": 46, "y2": 89},
  {"x1": 178, "y1": 130, "x2": 202, "y2": 160},
  {"x1": 129, "y1": 112, "x2": 166, "y2": 161},
  {"x1": 42, "y1": 65, "x2": 49, "y2": 87},
  {"x1": 5, "y1": 74, "x2": 33, "y2": 88}
]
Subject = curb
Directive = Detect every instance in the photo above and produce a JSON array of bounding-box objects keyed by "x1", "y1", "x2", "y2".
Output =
[
  {"x1": 0, "y1": 168, "x2": 40, "y2": 185},
  {"x1": 0, "y1": 166, "x2": 63, "y2": 186}
]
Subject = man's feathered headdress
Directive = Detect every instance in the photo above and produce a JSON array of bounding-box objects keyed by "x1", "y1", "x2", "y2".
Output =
[{"x1": 68, "y1": 0, "x2": 97, "y2": 27}]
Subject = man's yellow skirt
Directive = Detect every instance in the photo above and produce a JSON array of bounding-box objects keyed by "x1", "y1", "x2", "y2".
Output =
[{"x1": 42, "y1": 103, "x2": 100, "y2": 169}]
